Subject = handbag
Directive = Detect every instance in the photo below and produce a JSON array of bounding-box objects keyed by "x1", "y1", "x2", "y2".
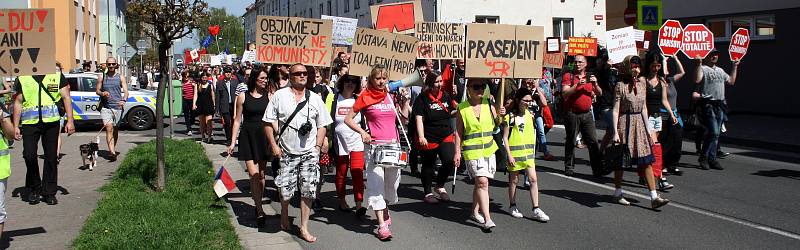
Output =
[
  {"x1": 97, "y1": 74, "x2": 108, "y2": 112},
  {"x1": 604, "y1": 143, "x2": 631, "y2": 172}
]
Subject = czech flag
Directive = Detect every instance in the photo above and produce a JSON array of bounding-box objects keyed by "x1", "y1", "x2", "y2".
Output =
[{"x1": 213, "y1": 166, "x2": 236, "y2": 198}]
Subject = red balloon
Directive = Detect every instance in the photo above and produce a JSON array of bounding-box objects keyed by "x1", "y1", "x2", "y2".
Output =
[{"x1": 208, "y1": 25, "x2": 220, "y2": 36}]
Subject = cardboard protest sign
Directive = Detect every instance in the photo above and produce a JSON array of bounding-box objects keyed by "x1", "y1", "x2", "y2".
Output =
[
  {"x1": 255, "y1": 16, "x2": 333, "y2": 66},
  {"x1": 465, "y1": 23, "x2": 544, "y2": 79},
  {"x1": 543, "y1": 49, "x2": 565, "y2": 69},
  {"x1": 567, "y1": 37, "x2": 597, "y2": 56},
  {"x1": 350, "y1": 27, "x2": 418, "y2": 81},
  {"x1": 605, "y1": 27, "x2": 637, "y2": 64},
  {"x1": 199, "y1": 54, "x2": 212, "y2": 64},
  {"x1": 415, "y1": 22, "x2": 464, "y2": 59},
  {"x1": 0, "y1": 9, "x2": 55, "y2": 76},
  {"x1": 321, "y1": 15, "x2": 358, "y2": 45},
  {"x1": 729, "y1": 28, "x2": 749, "y2": 61},
  {"x1": 658, "y1": 20, "x2": 683, "y2": 56},
  {"x1": 370, "y1": 0, "x2": 423, "y2": 34},
  {"x1": 331, "y1": 46, "x2": 349, "y2": 64},
  {"x1": 681, "y1": 24, "x2": 713, "y2": 59}
]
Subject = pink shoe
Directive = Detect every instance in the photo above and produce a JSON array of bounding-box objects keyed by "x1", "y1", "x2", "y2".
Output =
[
  {"x1": 384, "y1": 214, "x2": 392, "y2": 227},
  {"x1": 376, "y1": 223, "x2": 392, "y2": 240}
]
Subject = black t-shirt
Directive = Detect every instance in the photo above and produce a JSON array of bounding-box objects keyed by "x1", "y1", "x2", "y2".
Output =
[
  {"x1": 454, "y1": 69, "x2": 466, "y2": 102},
  {"x1": 412, "y1": 91, "x2": 457, "y2": 143},
  {"x1": 14, "y1": 74, "x2": 69, "y2": 97}
]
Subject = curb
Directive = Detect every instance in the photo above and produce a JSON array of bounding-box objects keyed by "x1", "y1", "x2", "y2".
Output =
[{"x1": 202, "y1": 141, "x2": 303, "y2": 250}]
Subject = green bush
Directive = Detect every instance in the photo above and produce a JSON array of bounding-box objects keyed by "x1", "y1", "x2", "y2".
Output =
[{"x1": 72, "y1": 139, "x2": 241, "y2": 250}]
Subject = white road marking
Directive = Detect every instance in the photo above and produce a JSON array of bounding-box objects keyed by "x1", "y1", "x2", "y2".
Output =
[{"x1": 546, "y1": 171, "x2": 800, "y2": 241}]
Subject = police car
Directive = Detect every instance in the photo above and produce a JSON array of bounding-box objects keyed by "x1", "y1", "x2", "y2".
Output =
[{"x1": 65, "y1": 73, "x2": 157, "y2": 130}]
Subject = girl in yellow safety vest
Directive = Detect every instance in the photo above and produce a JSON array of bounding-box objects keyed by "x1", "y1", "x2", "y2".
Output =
[
  {"x1": 0, "y1": 110, "x2": 15, "y2": 238},
  {"x1": 501, "y1": 88, "x2": 550, "y2": 222},
  {"x1": 455, "y1": 78, "x2": 504, "y2": 231}
]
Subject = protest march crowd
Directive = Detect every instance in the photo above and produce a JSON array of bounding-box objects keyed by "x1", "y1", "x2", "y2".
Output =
[
  {"x1": 177, "y1": 40, "x2": 740, "y2": 243},
  {"x1": 0, "y1": 6, "x2": 745, "y2": 245}
]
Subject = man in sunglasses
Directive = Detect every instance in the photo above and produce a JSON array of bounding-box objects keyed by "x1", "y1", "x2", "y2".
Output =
[
  {"x1": 561, "y1": 55, "x2": 604, "y2": 176},
  {"x1": 264, "y1": 63, "x2": 332, "y2": 243},
  {"x1": 96, "y1": 57, "x2": 129, "y2": 162}
]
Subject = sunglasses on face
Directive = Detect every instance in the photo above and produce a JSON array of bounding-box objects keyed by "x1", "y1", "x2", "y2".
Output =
[
  {"x1": 291, "y1": 71, "x2": 308, "y2": 77},
  {"x1": 470, "y1": 84, "x2": 486, "y2": 91},
  {"x1": 107, "y1": 63, "x2": 118, "y2": 66}
]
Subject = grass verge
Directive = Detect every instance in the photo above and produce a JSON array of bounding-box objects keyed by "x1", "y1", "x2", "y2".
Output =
[{"x1": 72, "y1": 139, "x2": 241, "y2": 249}]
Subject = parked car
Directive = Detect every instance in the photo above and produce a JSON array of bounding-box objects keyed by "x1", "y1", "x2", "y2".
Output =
[{"x1": 65, "y1": 73, "x2": 157, "y2": 130}]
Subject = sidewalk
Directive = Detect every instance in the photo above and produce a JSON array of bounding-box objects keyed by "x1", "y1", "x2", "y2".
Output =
[
  {"x1": 1, "y1": 132, "x2": 153, "y2": 249},
  {"x1": 719, "y1": 114, "x2": 800, "y2": 153},
  {"x1": 201, "y1": 141, "x2": 302, "y2": 250}
]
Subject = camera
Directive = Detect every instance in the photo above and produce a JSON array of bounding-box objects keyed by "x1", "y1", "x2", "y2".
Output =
[{"x1": 298, "y1": 121, "x2": 313, "y2": 136}]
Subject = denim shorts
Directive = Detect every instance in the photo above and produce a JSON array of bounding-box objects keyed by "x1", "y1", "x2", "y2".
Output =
[{"x1": 647, "y1": 115, "x2": 663, "y2": 132}]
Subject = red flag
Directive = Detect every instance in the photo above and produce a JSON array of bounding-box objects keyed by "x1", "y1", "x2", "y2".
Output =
[
  {"x1": 442, "y1": 63, "x2": 455, "y2": 96},
  {"x1": 208, "y1": 25, "x2": 221, "y2": 36},
  {"x1": 184, "y1": 49, "x2": 193, "y2": 62},
  {"x1": 199, "y1": 48, "x2": 207, "y2": 55}
]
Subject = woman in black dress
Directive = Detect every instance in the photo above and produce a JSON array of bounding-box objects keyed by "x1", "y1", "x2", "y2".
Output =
[
  {"x1": 193, "y1": 72, "x2": 216, "y2": 143},
  {"x1": 227, "y1": 68, "x2": 270, "y2": 225}
]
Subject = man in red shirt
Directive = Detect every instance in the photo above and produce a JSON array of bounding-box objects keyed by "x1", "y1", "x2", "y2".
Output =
[{"x1": 562, "y1": 55, "x2": 604, "y2": 176}]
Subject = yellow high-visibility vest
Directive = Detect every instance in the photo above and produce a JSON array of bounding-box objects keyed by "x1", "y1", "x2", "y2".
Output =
[
  {"x1": 507, "y1": 110, "x2": 536, "y2": 170},
  {"x1": 18, "y1": 74, "x2": 62, "y2": 124},
  {"x1": 459, "y1": 98, "x2": 497, "y2": 160}
]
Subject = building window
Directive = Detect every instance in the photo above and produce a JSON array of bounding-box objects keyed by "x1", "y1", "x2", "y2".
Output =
[
  {"x1": 707, "y1": 14, "x2": 775, "y2": 41},
  {"x1": 327, "y1": 1, "x2": 332, "y2": 15},
  {"x1": 344, "y1": 0, "x2": 349, "y2": 13},
  {"x1": 355, "y1": 0, "x2": 360, "y2": 9},
  {"x1": 320, "y1": 4, "x2": 324, "y2": 17},
  {"x1": 309, "y1": 8, "x2": 313, "y2": 17},
  {"x1": 370, "y1": 0, "x2": 374, "y2": 4},
  {"x1": 475, "y1": 15, "x2": 499, "y2": 24},
  {"x1": 756, "y1": 16, "x2": 775, "y2": 36},
  {"x1": 553, "y1": 18, "x2": 573, "y2": 39}
]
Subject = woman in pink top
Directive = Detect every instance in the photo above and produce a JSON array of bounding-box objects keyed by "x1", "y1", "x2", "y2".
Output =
[{"x1": 344, "y1": 65, "x2": 406, "y2": 241}]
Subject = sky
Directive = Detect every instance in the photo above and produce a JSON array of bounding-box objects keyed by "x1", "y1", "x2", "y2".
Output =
[{"x1": 174, "y1": 0, "x2": 251, "y2": 52}]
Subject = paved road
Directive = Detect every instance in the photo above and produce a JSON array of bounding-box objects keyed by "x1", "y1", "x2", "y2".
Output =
[
  {"x1": 246, "y1": 127, "x2": 800, "y2": 249},
  {"x1": 120, "y1": 120, "x2": 800, "y2": 249}
]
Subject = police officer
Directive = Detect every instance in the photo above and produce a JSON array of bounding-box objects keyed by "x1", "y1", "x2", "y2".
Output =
[{"x1": 12, "y1": 70, "x2": 75, "y2": 205}]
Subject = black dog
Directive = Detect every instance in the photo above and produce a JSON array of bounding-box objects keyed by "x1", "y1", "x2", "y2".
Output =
[{"x1": 79, "y1": 138, "x2": 100, "y2": 171}]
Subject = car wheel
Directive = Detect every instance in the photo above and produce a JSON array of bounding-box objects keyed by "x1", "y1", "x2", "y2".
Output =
[{"x1": 126, "y1": 106, "x2": 154, "y2": 131}]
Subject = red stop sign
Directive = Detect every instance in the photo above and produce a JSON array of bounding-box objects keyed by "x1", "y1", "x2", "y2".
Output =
[
  {"x1": 658, "y1": 20, "x2": 683, "y2": 56},
  {"x1": 681, "y1": 24, "x2": 714, "y2": 59},
  {"x1": 729, "y1": 28, "x2": 750, "y2": 61},
  {"x1": 624, "y1": 8, "x2": 637, "y2": 25}
]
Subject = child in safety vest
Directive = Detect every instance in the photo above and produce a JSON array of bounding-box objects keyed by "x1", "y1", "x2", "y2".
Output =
[
  {"x1": 501, "y1": 88, "x2": 550, "y2": 222},
  {"x1": 0, "y1": 110, "x2": 15, "y2": 238}
]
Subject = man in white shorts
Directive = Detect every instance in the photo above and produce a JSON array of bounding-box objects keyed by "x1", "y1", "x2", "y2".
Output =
[{"x1": 96, "y1": 58, "x2": 128, "y2": 162}]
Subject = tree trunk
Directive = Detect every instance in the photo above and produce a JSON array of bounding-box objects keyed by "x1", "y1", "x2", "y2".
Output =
[{"x1": 155, "y1": 42, "x2": 170, "y2": 191}]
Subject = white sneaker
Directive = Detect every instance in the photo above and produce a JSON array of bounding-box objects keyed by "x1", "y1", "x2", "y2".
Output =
[
  {"x1": 470, "y1": 213, "x2": 485, "y2": 224},
  {"x1": 508, "y1": 206, "x2": 523, "y2": 218},
  {"x1": 531, "y1": 208, "x2": 550, "y2": 222},
  {"x1": 187, "y1": 131, "x2": 193, "y2": 136}
]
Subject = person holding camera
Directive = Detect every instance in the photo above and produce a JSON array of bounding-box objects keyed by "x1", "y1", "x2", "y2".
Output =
[
  {"x1": 561, "y1": 55, "x2": 603, "y2": 176},
  {"x1": 693, "y1": 49, "x2": 739, "y2": 170},
  {"x1": 264, "y1": 64, "x2": 332, "y2": 243}
]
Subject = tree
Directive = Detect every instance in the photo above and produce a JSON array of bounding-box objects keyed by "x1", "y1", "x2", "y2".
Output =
[
  {"x1": 195, "y1": 7, "x2": 245, "y2": 56},
  {"x1": 127, "y1": 0, "x2": 208, "y2": 190}
]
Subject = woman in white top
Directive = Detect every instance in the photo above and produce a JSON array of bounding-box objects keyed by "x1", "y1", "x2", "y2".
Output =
[{"x1": 332, "y1": 75, "x2": 367, "y2": 216}]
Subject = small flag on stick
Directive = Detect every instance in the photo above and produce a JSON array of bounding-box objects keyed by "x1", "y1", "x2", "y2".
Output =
[{"x1": 213, "y1": 156, "x2": 236, "y2": 198}]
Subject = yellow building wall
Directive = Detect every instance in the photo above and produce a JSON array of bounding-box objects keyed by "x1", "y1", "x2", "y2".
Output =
[{"x1": 31, "y1": 0, "x2": 99, "y2": 71}]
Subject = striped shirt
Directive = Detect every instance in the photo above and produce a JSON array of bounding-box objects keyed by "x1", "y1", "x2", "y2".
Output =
[{"x1": 182, "y1": 80, "x2": 194, "y2": 100}]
